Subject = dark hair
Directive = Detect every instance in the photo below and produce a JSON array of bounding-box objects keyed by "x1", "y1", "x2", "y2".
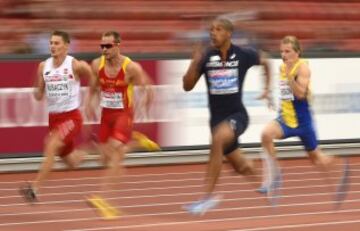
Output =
[
  {"x1": 51, "y1": 30, "x2": 70, "y2": 44},
  {"x1": 102, "y1": 31, "x2": 121, "y2": 43}
]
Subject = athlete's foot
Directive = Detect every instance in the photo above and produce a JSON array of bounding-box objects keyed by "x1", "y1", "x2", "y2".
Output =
[
  {"x1": 19, "y1": 183, "x2": 37, "y2": 203},
  {"x1": 86, "y1": 194, "x2": 121, "y2": 220},
  {"x1": 183, "y1": 194, "x2": 222, "y2": 216},
  {"x1": 132, "y1": 131, "x2": 161, "y2": 151},
  {"x1": 334, "y1": 158, "x2": 350, "y2": 209},
  {"x1": 266, "y1": 171, "x2": 282, "y2": 206}
]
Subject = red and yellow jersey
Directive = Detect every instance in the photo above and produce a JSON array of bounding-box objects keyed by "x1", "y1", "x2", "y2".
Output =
[{"x1": 98, "y1": 56, "x2": 134, "y2": 112}]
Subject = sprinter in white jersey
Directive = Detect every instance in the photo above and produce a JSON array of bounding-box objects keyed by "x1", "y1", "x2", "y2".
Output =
[{"x1": 19, "y1": 31, "x2": 97, "y2": 203}]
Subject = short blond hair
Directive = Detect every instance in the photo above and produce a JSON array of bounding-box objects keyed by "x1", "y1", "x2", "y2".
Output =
[{"x1": 281, "y1": 35, "x2": 301, "y2": 55}]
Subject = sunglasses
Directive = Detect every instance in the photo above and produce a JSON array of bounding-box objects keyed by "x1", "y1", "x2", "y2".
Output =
[{"x1": 100, "y1": 43, "x2": 116, "y2": 49}]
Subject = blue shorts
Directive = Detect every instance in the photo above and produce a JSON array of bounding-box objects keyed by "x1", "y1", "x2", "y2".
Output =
[
  {"x1": 211, "y1": 112, "x2": 249, "y2": 155},
  {"x1": 276, "y1": 118, "x2": 318, "y2": 151}
]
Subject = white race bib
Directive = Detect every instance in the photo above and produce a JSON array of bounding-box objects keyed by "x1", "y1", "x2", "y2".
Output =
[
  {"x1": 208, "y1": 68, "x2": 239, "y2": 95},
  {"x1": 46, "y1": 81, "x2": 70, "y2": 98},
  {"x1": 100, "y1": 91, "x2": 124, "y2": 109},
  {"x1": 279, "y1": 79, "x2": 294, "y2": 101}
]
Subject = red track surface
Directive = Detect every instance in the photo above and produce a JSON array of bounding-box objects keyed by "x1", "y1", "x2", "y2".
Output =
[{"x1": 0, "y1": 156, "x2": 359, "y2": 231}]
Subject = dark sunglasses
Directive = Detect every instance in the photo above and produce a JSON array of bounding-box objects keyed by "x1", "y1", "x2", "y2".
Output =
[{"x1": 100, "y1": 43, "x2": 115, "y2": 49}]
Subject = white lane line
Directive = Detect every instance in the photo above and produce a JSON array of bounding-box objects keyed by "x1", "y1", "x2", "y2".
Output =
[
  {"x1": 1, "y1": 172, "x2": 359, "y2": 199},
  {"x1": 0, "y1": 177, "x2": 360, "y2": 208},
  {"x1": 0, "y1": 162, "x2": 358, "y2": 185},
  {"x1": 1, "y1": 168, "x2": 359, "y2": 192},
  {"x1": 0, "y1": 174, "x2": 360, "y2": 208},
  {"x1": 1, "y1": 198, "x2": 360, "y2": 228},
  {"x1": 230, "y1": 220, "x2": 360, "y2": 231},
  {"x1": 64, "y1": 208, "x2": 360, "y2": 231},
  {"x1": 1, "y1": 189, "x2": 360, "y2": 218}
]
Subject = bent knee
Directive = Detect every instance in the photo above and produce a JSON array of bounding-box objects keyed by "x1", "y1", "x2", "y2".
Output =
[{"x1": 261, "y1": 130, "x2": 274, "y2": 144}]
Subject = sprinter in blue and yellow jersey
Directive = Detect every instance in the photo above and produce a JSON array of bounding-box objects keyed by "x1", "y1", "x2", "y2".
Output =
[{"x1": 259, "y1": 36, "x2": 350, "y2": 206}]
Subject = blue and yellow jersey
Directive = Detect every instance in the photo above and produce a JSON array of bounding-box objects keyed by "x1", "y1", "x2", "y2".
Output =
[{"x1": 278, "y1": 59, "x2": 313, "y2": 128}]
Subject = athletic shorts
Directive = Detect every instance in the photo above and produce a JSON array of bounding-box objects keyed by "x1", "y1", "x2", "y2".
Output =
[
  {"x1": 210, "y1": 112, "x2": 249, "y2": 155},
  {"x1": 99, "y1": 108, "x2": 133, "y2": 144},
  {"x1": 276, "y1": 118, "x2": 318, "y2": 151},
  {"x1": 48, "y1": 109, "x2": 83, "y2": 157}
]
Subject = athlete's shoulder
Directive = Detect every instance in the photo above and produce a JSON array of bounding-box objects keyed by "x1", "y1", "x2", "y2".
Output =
[
  {"x1": 91, "y1": 56, "x2": 103, "y2": 70},
  {"x1": 235, "y1": 45, "x2": 258, "y2": 57}
]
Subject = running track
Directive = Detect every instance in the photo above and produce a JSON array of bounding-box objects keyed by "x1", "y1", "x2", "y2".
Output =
[{"x1": 0, "y1": 156, "x2": 359, "y2": 231}]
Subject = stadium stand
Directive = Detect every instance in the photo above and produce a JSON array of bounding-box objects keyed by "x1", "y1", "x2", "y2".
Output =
[{"x1": 0, "y1": 0, "x2": 359, "y2": 54}]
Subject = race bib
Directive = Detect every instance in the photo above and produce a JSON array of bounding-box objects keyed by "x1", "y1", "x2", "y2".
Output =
[
  {"x1": 46, "y1": 81, "x2": 70, "y2": 98},
  {"x1": 100, "y1": 91, "x2": 124, "y2": 109},
  {"x1": 208, "y1": 68, "x2": 239, "y2": 95},
  {"x1": 279, "y1": 79, "x2": 294, "y2": 101}
]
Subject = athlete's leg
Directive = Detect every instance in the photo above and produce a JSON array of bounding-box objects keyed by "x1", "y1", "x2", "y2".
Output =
[
  {"x1": 205, "y1": 121, "x2": 235, "y2": 195},
  {"x1": 33, "y1": 131, "x2": 65, "y2": 193},
  {"x1": 86, "y1": 138, "x2": 125, "y2": 219},
  {"x1": 302, "y1": 125, "x2": 350, "y2": 207},
  {"x1": 62, "y1": 148, "x2": 88, "y2": 169},
  {"x1": 103, "y1": 138, "x2": 126, "y2": 189},
  {"x1": 307, "y1": 148, "x2": 335, "y2": 171},
  {"x1": 261, "y1": 120, "x2": 284, "y2": 158},
  {"x1": 259, "y1": 120, "x2": 284, "y2": 199},
  {"x1": 184, "y1": 121, "x2": 234, "y2": 215},
  {"x1": 226, "y1": 148, "x2": 260, "y2": 186}
]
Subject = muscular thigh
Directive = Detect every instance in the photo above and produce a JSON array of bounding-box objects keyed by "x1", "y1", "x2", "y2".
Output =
[
  {"x1": 99, "y1": 110, "x2": 133, "y2": 144},
  {"x1": 211, "y1": 112, "x2": 248, "y2": 155},
  {"x1": 49, "y1": 112, "x2": 82, "y2": 157},
  {"x1": 263, "y1": 119, "x2": 284, "y2": 140}
]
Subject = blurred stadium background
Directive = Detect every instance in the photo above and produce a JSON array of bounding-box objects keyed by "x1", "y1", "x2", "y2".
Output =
[
  {"x1": 0, "y1": 0, "x2": 360, "y2": 170},
  {"x1": 0, "y1": 0, "x2": 360, "y2": 56}
]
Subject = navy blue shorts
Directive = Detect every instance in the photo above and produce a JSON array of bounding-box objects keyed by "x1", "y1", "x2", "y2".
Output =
[
  {"x1": 211, "y1": 112, "x2": 249, "y2": 155},
  {"x1": 276, "y1": 118, "x2": 318, "y2": 151}
]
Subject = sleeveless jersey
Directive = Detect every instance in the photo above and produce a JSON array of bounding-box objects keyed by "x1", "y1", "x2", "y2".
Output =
[
  {"x1": 279, "y1": 59, "x2": 312, "y2": 128},
  {"x1": 43, "y1": 55, "x2": 80, "y2": 113},
  {"x1": 98, "y1": 56, "x2": 133, "y2": 112}
]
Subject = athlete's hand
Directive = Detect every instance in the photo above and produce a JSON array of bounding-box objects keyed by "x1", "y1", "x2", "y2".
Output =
[
  {"x1": 257, "y1": 88, "x2": 275, "y2": 110},
  {"x1": 191, "y1": 42, "x2": 206, "y2": 63},
  {"x1": 84, "y1": 91, "x2": 99, "y2": 122}
]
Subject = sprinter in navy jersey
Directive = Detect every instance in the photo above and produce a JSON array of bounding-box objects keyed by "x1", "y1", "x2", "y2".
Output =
[{"x1": 182, "y1": 17, "x2": 272, "y2": 215}]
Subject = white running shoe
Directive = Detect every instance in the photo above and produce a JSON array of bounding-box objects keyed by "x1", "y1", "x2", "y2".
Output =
[{"x1": 183, "y1": 195, "x2": 222, "y2": 216}]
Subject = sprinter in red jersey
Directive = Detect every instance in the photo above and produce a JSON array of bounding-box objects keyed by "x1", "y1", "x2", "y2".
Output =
[{"x1": 87, "y1": 31, "x2": 158, "y2": 219}]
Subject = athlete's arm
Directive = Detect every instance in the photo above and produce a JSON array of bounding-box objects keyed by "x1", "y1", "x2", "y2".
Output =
[
  {"x1": 73, "y1": 59, "x2": 98, "y2": 93},
  {"x1": 73, "y1": 58, "x2": 100, "y2": 119},
  {"x1": 257, "y1": 51, "x2": 273, "y2": 108},
  {"x1": 259, "y1": 51, "x2": 272, "y2": 92},
  {"x1": 33, "y1": 62, "x2": 45, "y2": 101},
  {"x1": 91, "y1": 58, "x2": 101, "y2": 78},
  {"x1": 127, "y1": 61, "x2": 154, "y2": 114},
  {"x1": 183, "y1": 44, "x2": 204, "y2": 91},
  {"x1": 288, "y1": 62, "x2": 310, "y2": 99}
]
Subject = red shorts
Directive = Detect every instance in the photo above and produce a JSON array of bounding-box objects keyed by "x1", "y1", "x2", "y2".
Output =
[
  {"x1": 48, "y1": 109, "x2": 83, "y2": 157},
  {"x1": 99, "y1": 108, "x2": 133, "y2": 144}
]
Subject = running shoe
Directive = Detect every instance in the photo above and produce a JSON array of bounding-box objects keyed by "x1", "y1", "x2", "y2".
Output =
[
  {"x1": 19, "y1": 183, "x2": 37, "y2": 203},
  {"x1": 183, "y1": 195, "x2": 222, "y2": 216},
  {"x1": 86, "y1": 194, "x2": 121, "y2": 220},
  {"x1": 132, "y1": 131, "x2": 161, "y2": 151},
  {"x1": 334, "y1": 158, "x2": 350, "y2": 208},
  {"x1": 266, "y1": 171, "x2": 282, "y2": 206},
  {"x1": 256, "y1": 173, "x2": 282, "y2": 195}
]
